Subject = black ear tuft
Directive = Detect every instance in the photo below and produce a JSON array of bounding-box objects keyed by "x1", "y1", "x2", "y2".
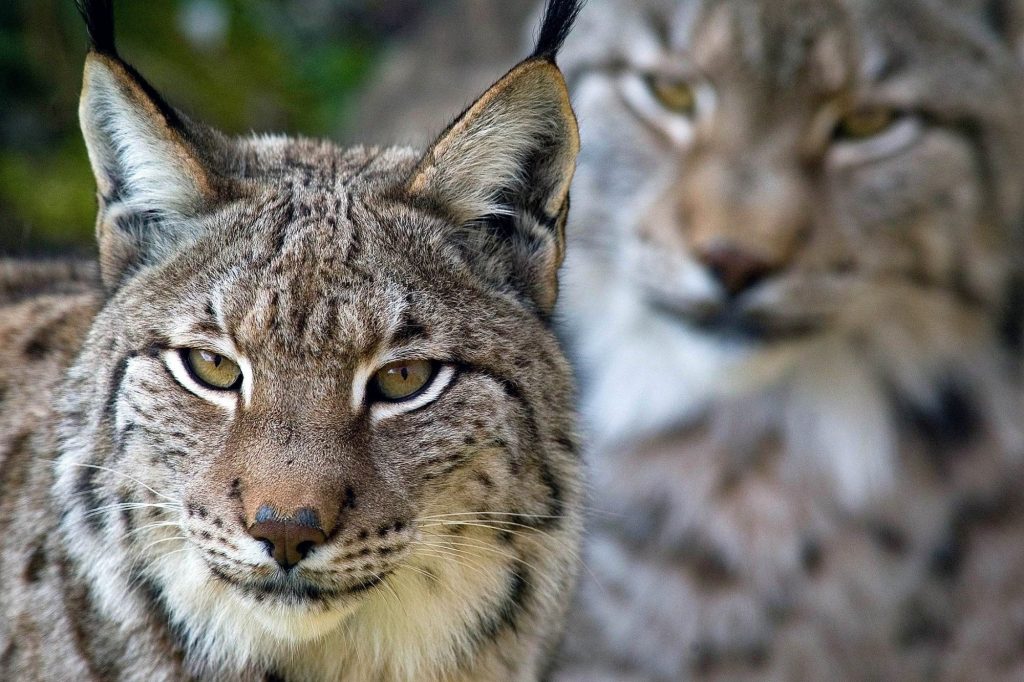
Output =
[
  {"x1": 531, "y1": 0, "x2": 586, "y2": 61},
  {"x1": 77, "y1": 0, "x2": 117, "y2": 57}
]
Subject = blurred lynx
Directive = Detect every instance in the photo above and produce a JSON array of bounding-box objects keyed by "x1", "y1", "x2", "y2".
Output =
[
  {"x1": 550, "y1": 0, "x2": 1024, "y2": 679},
  {"x1": 0, "y1": 1, "x2": 585, "y2": 680}
]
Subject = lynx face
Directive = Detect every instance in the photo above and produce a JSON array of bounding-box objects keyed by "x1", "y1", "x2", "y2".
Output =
[
  {"x1": 61, "y1": 150, "x2": 573, "y2": 632},
  {"x1": 42, "y1": 1, "x2": 583, "y2": 678},
  {"x1": 558, "y1": 0, "x2": 1024, "y2": 502}
]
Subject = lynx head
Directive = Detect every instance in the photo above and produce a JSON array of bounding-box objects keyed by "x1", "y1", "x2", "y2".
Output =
[
  {"x1": 558, "y1": 0, "x2": 1024, "y2": 504},
  {"x1": 56, "y1": 0, "x2": 582, "y2": 675}
]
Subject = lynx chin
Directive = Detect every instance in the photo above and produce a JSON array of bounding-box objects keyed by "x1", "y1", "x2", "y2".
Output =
[{"x1": 0, "y1": 1, "x2": 585, "y2": 680}]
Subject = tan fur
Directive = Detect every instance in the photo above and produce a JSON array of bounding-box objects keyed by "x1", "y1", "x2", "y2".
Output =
[
  {"x1": 545, "y1": 1, "x2": 1024, "y2": 679},
  {"x1": 0, "y1": 2, "x2": 584, "y2": 679}
]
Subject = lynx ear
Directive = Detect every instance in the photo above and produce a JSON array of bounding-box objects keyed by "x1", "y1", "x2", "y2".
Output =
[
  {"x1": 77, "y1": 0, "x2": 221, "y2": 289},
  {"x1": 408, "y1": 0, "x2": 583, "y2": 314},
  {"x1": 409, "y1": 59, "x2": 579, "y2": 226},
  {"x1": 81, "y1": 55, "x2": 212, "y2": 215}
]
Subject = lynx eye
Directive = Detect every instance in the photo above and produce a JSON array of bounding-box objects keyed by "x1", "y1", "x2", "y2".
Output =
[
  {"x1": 646, "y1": 75, "x2": 697, "y2": 116},
  {"x1": 371, "y1": 360, "x2": 436, "y2": 402},
  {"x1": 182, "y1": 349, "x2": 242, "y2": 391},
  {"x1": 835, "y1": 107, "x2": 897, "y2": 140}
]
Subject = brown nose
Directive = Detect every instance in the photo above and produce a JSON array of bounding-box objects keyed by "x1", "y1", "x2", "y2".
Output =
[
  {"x1": 697, "y1": 244, "x2": 773, "y2": 296},
  {"x1": 247, "y1": 505, "x2": 327, "y2": 570}
]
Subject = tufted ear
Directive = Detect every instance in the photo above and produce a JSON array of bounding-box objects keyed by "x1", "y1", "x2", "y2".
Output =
[
  {"x1": 77, "y1": 0, "x2": 226, "y2": 289},
  {"x1": 408, "y1": 0, "x2": 582, "y2": 314}
]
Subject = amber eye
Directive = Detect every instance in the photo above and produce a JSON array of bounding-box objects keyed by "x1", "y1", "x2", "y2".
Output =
[
  {"x1": 371, "y1": 360, "x2": 436, "y2": 402},
  {"x1": 646, "y1": 75, "x2": 697, "y2": 116},
  {"x1": 182, "y1": 349, "x2": 242, "y2": 390},
  {"x1": 835, "y1": 107, "x2": 897, "y2": 140}
]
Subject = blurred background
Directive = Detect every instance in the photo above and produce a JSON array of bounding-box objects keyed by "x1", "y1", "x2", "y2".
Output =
[{"x1": 0, "y1": 0, "x2": 530, "y2": 255}]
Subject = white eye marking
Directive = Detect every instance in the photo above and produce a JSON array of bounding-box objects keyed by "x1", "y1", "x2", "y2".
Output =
[
  {"x1": 619, "y1": 72, "x2": 716, "y2": 147},
  {"x1": 370, "y1": 365, "x2": 456, "y2": 423},
  {"x1": 830, "y1": 115, "x2": 923, "y2": 166},
  {"x1": 162, "y1": 349, "x2": 240, "y2": 412}
]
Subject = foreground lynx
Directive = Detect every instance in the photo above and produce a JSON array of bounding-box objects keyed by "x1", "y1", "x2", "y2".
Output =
[
  {"x1": 0, "y1": 1, "x2": 583, "y2": 680},
  {"x1": 550, "y1": 0, "x2": 1024, "y2": 679}
]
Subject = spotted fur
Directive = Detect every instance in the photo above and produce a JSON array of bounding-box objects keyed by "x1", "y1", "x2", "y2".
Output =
[
  {"x1": 549, "y1": 1, "x2": 1024, "y2": 679},
  {"x1": 0, "y1": 1, "x2": 584, "y2": 680}
]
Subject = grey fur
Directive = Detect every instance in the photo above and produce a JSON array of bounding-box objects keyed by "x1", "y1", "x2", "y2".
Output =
[{"x1": 0, "y1": 2, "x2": 584, "y2": 680}]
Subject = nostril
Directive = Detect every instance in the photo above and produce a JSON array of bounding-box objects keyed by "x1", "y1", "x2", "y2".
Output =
[
  {"x1": 246, "y1": 505, "x2": 328, "y2": 570},
  {"x1": 255, "y1": 537, "x2": 275, "y2": 557}
]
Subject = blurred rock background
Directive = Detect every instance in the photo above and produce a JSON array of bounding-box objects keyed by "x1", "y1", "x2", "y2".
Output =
[{"x1": 0, "y1": 0, "x2": 530, "y2": 255}]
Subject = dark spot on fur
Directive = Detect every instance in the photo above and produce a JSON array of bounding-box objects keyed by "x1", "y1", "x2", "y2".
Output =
[
  {"x1": 897, "y1": 597, "x2": 950, "y2": 648},
  {"x1": 200, "y1": 531, "x2": 211, "y2": 540},
  {"x1": 538, "y1": 460, "x2": 564, "y2": 527},
  {"x1": 801, "y1": 538, "x2": 823, "y2": 575},
  {"x1": 196, "y1": 506, "x2": 208, "y2": 519},
  {"x1": 341, "y1": 485, "x2": 357, "y2": 512},
  {"x1": 690, "y1": 547, "x2": 735, "y2": 588},
  {"x1": 1000, "y1": 274, "x2": 1024, "y2": 353},
  {"x1": 24, "y1": 543, "x2": 46, "y2": 583},
  {"x1": 228, "y1": 478, "x2": 242, "y2": 499},
  {"x1": 0, "y1": 639, "x2": 18, "y2": 670},
  {"x1": 73, "y1": 462, "x2": 105, "y2": 533},
  {"x1": 22, "y1": 313, "x2": 69, "y2": 358},
  {"x1": 555, "y1": 434, "x2": 578, "y2": 456},
  {"x1": 357, "y1": 529, "x2": 369, "y2": 541},
  {"x1": 692, "y1": 642, "x2": 720, "y2": 674},
  {"x1": 929, "y1": 537, "x2": 963, "y2": 580},
  {"x1": 870, "y1": 523, "x2": 909, "y2": 555},
  {"x1": 475, "y1": 472, "x2": 494, "y2": 489},
  {"x1": 897, "y1": 381, "x2": 979, "y2": 471},
  {"x1": 462, "y1": 564, "x2": 530, "y2": 663},
  {"x1": 377, "y1": 524, "x2": 390, "y2": 537},
  {"x1": 392, "y1": 314, "x2": 430, "y2": 346},
  {"x1": 212, "y1": 517, "x2": 223, "y2": 528}
]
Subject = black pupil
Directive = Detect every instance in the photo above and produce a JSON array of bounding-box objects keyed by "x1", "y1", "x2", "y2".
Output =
[{"x1": 400, "y1": 367, "x2": 409, "y2": 381}]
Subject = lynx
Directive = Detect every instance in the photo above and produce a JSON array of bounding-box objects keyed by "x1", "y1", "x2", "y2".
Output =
[
  {"x1": 547, "y1": 0, "x2": 1024, "y2": 679},
  {"x1": 0, "y1": 1, "x2": 584, "y2": 680}
]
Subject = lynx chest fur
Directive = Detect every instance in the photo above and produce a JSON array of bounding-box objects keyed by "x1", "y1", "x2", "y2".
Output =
[{"x1": 0, "y1": 1, "x2": 585, "y2": 680}]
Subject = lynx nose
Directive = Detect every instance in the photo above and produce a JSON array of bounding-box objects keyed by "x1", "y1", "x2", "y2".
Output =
[
  {"x1": 247, "y1": 505, "x2": 327, "y2": 570},
  {"x1": 697, "y1": 244, "x2": 773, "y2": 296}
]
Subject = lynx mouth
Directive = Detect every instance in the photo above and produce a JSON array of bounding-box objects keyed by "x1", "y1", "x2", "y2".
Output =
[
  {"x1": 649, "y1": 297, "x2": 824, "y2": 342},
  {"x1": 209, "y1": 564, "x2": 392, "y2": 604}
]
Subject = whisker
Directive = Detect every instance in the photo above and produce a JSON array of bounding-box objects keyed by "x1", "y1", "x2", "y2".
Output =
[
  {"x1": 138, "y1": 536, "x2": 187, "y2": 554},
  {"x1": 126, "y1": 521, "x2": 182, "y2": 537},
  {"x1": 409, "y1": 543, "x2": 491, "y2": 581},
  {"x1": 51, "y1": 460, "x2": 180, "y2": 503},
  {"x1": 418, "y1": 511, "x2": 567, "y2": 521},
  {"x1": 82, "y1": 502, "x2": 180, "y2": 519},
  {"x1": 419, "y1": 534, "x2": 556, "y2": 592},
  {"x1": 417, "y1": 520, "x2": 569, "y2": 552}
]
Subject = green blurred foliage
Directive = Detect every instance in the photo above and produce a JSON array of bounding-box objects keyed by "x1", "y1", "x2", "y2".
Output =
[{"x1": 0, "y1": 0, "x2": 420, "y2": 255}]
